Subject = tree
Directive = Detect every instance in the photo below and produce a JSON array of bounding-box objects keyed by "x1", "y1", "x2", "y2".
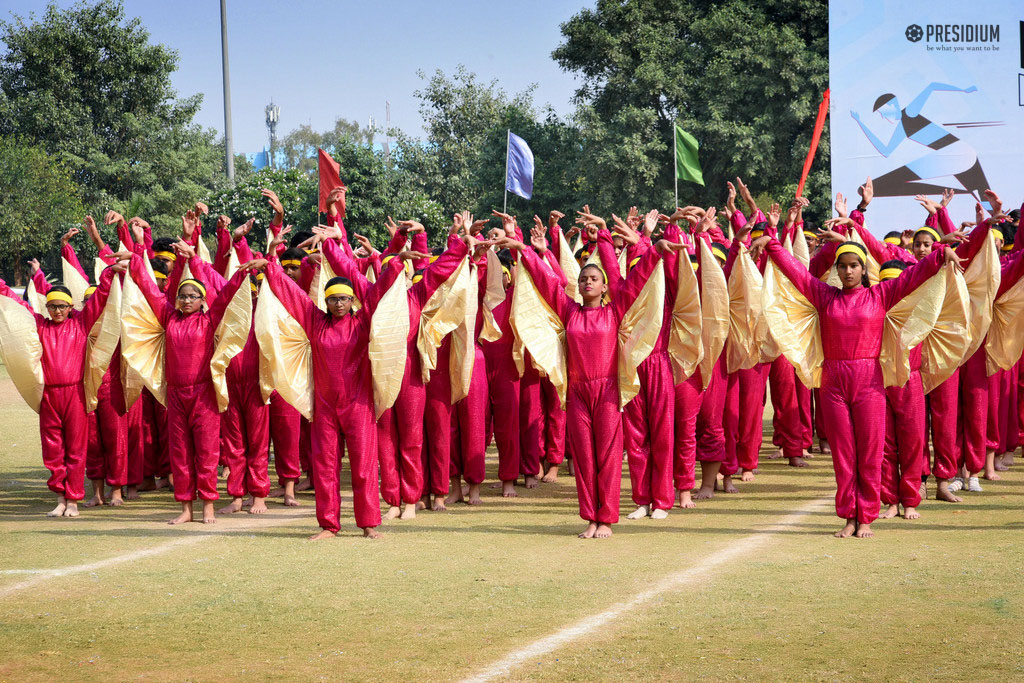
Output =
[
  {"x1": 278, "y1": 117, "x2": 370, "y2": 173},
  {"x1": 0, "y1": 0, "x2": 223, "y2": 232},
  {"x1": 553, "y1": 0, "x2": 831, "y2": 218},
  {"x1": 0, "y1": 137, "x2": 85, "y2": 284}
]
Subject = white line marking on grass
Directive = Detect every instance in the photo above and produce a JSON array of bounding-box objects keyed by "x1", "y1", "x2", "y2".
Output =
[
  {"x1": 462, "y1": 496, "x2": 831, "y2": 683},
  {"x1": 0, "y1": 511, "x2": 310, "y2": 599}
]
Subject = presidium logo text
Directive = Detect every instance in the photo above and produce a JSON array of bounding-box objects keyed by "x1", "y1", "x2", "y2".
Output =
[{"x1": 906, "y1": 23, "x2": 1002, "y2": 52}]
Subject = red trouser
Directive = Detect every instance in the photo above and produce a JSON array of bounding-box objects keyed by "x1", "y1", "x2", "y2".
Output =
[
  {"x1": 770, "y1": 357, "x2": 806, "y2": 459},
  {"x1": 696, "y1": 358, "x2": 727, "y2": 463},
  {"x1": 813, "y1": 388, "x2": 828, "y2": 443},
  {"x1": 722, "y1": 373, "x2": 740, "y2": 476},
  {"x1": 987, "y1": 364, "x2": 1019, "y2": 454},
  {"x1": 958, "y1": 348, "x2": 988, "y2": 474},
  {"x1": 40, "y1": 384, "x2": 88, "y2": 501},
  {"x1": 520, "y1": 363, "x2": 567, "y2": 469},
  {"x1": 378, "y1": 361, "x2": 427, "y2": 506},
  {"x1": 125, "y1": 397, "x2": 145, "y2": 486},
  {"x1": 142, "y1": 390, "x2": 170, "y2": 479},
  {"x1": 166, "y1": 382, "x2": 221, "y2": 502},
  {"x1": 449, "y1": 345, "x2": 487, "y2": 486},
  {"x1": 927, "y1": 370, "x2": 960, "y2": 480},
  {"x1": 567, "y1": 377, "x2": 622, "y2": 524},
  {"x1": 673, "y1": 373, "x2": 702, "y2": 492},
  {"x1": 485, "y1": 352, "x2": 523, "y2": 482},
  {"x1": 728, "y1": 363, "x2": 769, "y2": 472},
  {"x1": 882, "y1": 371, "x2": 925, "y2": 508},
  {"x1": 541, "y1": 377, "x2": 566, "y2": 464},
  {"x1": 86, "y1": 377, "x2": 128, "y2": 487},
  {"x1": 269, "y1": 391, "x2": 302, "y2": 485},
  {"x1": 623, "y1": 352, "x2": 675, "y2": 510},
  {"x1": 819, "y1": 359, "x2": 885, "y2": 525},
  {"x1": 223, "y1": 379, "x2": 270, "y2": 498},
  {"x1": 311, "y1": 390, "x2": 380, "y2": 532},
  {"x1": 423, "y1": 342, "x2": 453, "y2": 496},
  {"x1": 795, "y1": 376, "x2": 814, "y2": 449}
]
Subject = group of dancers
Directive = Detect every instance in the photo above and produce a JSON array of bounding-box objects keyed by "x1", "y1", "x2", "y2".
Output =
[{"x1": 1, "y1": 177, "x2": 1021, "y2": 540}]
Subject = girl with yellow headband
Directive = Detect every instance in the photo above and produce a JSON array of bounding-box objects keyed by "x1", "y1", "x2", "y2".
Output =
[
  {"x1": 754, "y1": 227, "x2": 959, "y2": 539},
  {"x1": 0, "y1": 258, "x2": 122, "y2": 519}
]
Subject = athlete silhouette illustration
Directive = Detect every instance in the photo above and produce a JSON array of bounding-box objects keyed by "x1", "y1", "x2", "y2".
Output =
[{"x1": 851, "y1": 82, "x2": 991, "y2": 205}]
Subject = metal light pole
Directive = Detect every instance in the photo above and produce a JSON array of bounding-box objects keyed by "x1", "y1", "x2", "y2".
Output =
[
  {"x1": 220, "y1": 0, "x2": 235, "y2": 183},
  {"x1": 265, "y1": 101, "x2": 279, "y2": 169}
]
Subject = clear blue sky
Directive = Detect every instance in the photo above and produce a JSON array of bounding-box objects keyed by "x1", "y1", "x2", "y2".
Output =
[{"x1": 2, "y1": 0, "x2": 591, "y2": 153}]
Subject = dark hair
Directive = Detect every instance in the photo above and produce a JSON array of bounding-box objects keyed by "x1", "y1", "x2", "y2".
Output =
[
  {"x1": 496, "y1": 249, "x2": 514, "y2": 269},
  {"x1": 413, "y1": 268, "x2": 425, "y2": 279},
  {"x1": 836, "y1": 241, "x2": 870, "y2": 288},
  {"x1": 431, "y1": 246, "x2": 444, "y2": 257},
  {"x1": 179, "y1": 278, "x2": 205, "y2": 294},
  {"x1": 884, "y1": 231, "x2": 902, "y2": 241},
  {"x1": 873, "y1": 93, "x2": 896, "y2": 111},
  {"x1": 150, "y1": 258, "x2": 170, "y2": 276},
  {"x1": 1008, "y1": 209, "x2": 1020, "y2": 223},
  {"x1": 152, "y1": 237, "x2": 176, "y2": 253},
  {"x1": 1000, "y1": 222, "x2": 1017, "y2": 245},
  {"x1": 751, "y1": 221, "x2": 769, "y2": 233},
  {"x1": 579, "y1": 263, "x2": 606, "y2": 283},
  {"x1": 49, "y1": 285, "x2": 72, "y2": 297},
  {"x1": 325, "y1": 276, "x2": 353, "y2": 290},
  {"x1": 802, "y1": 219, "x2": 817, "y2": 233},
  {"x1": 280, "y1": 247, "x2": 306, "y2": 263},
  {"x1": 879, "y1": 259, "x2": 909, "y2": 272},
  {"x1": 289, "y1": 230, "x2": 314, "y2": 249}
]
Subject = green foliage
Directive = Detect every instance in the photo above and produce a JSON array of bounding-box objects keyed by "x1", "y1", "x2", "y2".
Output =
[
  {"x1": 0, "y1": 137, "x2": 85, "y2": 284},
  {"x1": 203, "y1": 167, "x2": 318, "y2": 251},
  {"x1": 278, "y1": 118, "x2": 369, "y2": 173}
]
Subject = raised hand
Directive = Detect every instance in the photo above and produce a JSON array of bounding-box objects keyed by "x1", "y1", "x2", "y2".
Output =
[
  {"x1": 61, "y1": 226, "x2": 81, "y2": 246},
  {"x1": 491, "y1": 235, "x2": 527, "y2": 252},
  {"x1": 766, "y1": 203, "x2": 781, "y2": 229},
  {"x1": 548, "y1": 210, "x2": 565, "y2": 229},
  {"x1": 194, "y1": 201, "x2": 210, "y2": 217},
  {"x1": 530, "y1": 222, "x2": 549, "y2": 253},
  {"x1": 232, "y1": 218, "x2": 255, "y2": 242},
  {"x1": 834, "y1": 192, "x2": 848, "y2": 218},
  {"x1": 735, "y1": 177, "x2": 758, "y2": 215},
  {"x1": 28, "y1": 258, "x2": 40, "y2": 275},
  {"x1": 325, "y1": 187, "x2": 346, "y2": 215},
  {"x1": 643, "y1": 209, "x2": 659, "y2": 236},
  {"x1": 725, "y1": 181, "x2": 738, "y2": 216},
  {"x1": 353, "y1": 234, "x2": 375, "y2": 254},
  {"x1": 857, "y1": 176, "x2": 873, "y2": 209},
  {"x1": 267, "y1": 226, "x2": 292, "y2": 254},
  {"x1": 450, "y1": 213, "x2": 464, "y2": 237},
  {"x1": 238, "y1": 258, "x2": 268, "y2": 272},
  {"x1": 399, "y1": 220, "x2": 426, "y2": 235},
  {"x1": 261, "y1": 189, "x2": 284, "y2": 219},
  {"x1": 173, "y1": 239, "x2": 196, "y2": 260},
  {"x1": 576, "y1": 208, "x2": 606, "y2": 231},
  {"x1": 914, "y1": 194, "x2": 939, "y2": 215},
  {"x1": 695, "y1": 207, "x2": 717, "y2": 234},
  {"x1": 983, "y1": 189, "x2": 1003, "y2": 217},
  {"x1": 944, "y1": 247, "x2": 964, "y2": 271},
  {"x1": 816, "y1": 228, "x2": 846, "y2": 244},
  {"x1": 749, "y1": 235, "x2": 772, "y2": 260},
  {"x1": 941, "y1": 188, "x2": 955, "y2": 208},
  {"x1": 975, "y1": 202, "x2": 988, "y2": 226},
  {"x1": 104, "y1": 210, "x2": 124, "y2": 226},
  {"x1": 181, "y1": 210, "x2": 197, "y2": 239},
  {"x1": 399, "y1": 249, "x2": 430, "y2": 262},
  {"x1": 941, "y1": 229, "x2": 969, "y2": 245},
  {"x1": 384, "y1": 216, "x2": 400, "y2": 238},
  {"x1": 312, "y1": 223, "x2": 343, "y2": 241}
]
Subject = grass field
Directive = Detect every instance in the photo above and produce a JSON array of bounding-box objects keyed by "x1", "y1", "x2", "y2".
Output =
[{"x1": 1, "y1": 365, "x2": 1023, "y2": 681}]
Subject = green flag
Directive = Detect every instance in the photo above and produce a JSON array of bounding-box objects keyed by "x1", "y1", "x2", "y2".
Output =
[{"x1": 674, "y1": 123, "x2": 704, "y2": 186}]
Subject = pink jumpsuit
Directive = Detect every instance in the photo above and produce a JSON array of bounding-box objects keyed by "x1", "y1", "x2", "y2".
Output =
[
  {"x1": 518, "y1": 232, "x2": 661, "y2": 525},
  {"x1": 481, "y1": 292, "x2": 526, "y2": 482},
  {"x1": 764, "y1": 240, "x2": 945, "y2": 524},
  {"x1": 128, "y1": 253, "x2": 248, "y2": 503},
  {"x1": 0, "y1": 268, "x2": 115, "y2": 501}
]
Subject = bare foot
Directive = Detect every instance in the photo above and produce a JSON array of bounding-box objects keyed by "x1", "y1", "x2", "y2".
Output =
[
  {"x1": 466, "y1": 483, "x2": 482, "y2": 505},
  {"x1": 855, "y1": 523, "x2": 873, "y2": 539},
  {"x1": 431, "y1": 495, "x2": 447, "y2": 512},
  {"x1": 108, "y1": 489, "x2": 124, "y2": 506},
  {"x1": 47, "y1": 497, "x2": 67, "y2": 517},
  {"x1": 567, "y1": 459, "x2": 575, "y2": 477},
  {"x1": 221, "y1": 467, "x2": 231, "y2": 481},
  {"x1": 362, "y1": 527, "x2": 382, "y2": 539},
  {"x1": 693, "y1": 486, "x2": 714, "y2": 501},
  {"x1": 903, "y1": 506, "x2": 920, "y2": 520},
  {"x1": 445, "y1": 479, "x2": 464, "y2": 505},
  {"x1": 168, "y1": 508, "x2": 192, "y2": 525},
  {"x1": 676, "y1": 490, "x2": 696, "y2": 509},
  {"x1": 834, "y1": 520, "x2": 856, "y2": 538},
  {"x1": 524, "y1": 475, "x2": 539, "y2": 489},
  {"x1": 765, "y1": 448, "x2": 783, "y2": 460},
  {"x1": 384, "y1": 505, "x2": 402, "y2": 520},
  {"x1": 220, "y1": 497, "x2": 244, "y2": 514},
  {"x1": 248, "y1": 497, "x2": 268, "y2": 514},
  {"x1": 400, "y1": 503, "x2": 416, "y2": 520},
  {"x1": 156, "y1": 477, "x2": 170, "y2": 490},
  {"x1": 578, "y1": 522, "x2": 597, "y2": 539},
  {"x1": 740, "y1": 469, "x2": 755, "y2": 482},
  {"x1": 268, "y1": 486, "x2": 286, "y2": 497},
  {"x1": 983, "y1": 468, "x2": 1002, "y2": 481},
  {"x1": 650, "y1": 508, "x2": 669, "y2": 520},
  {"x1": 283, "y1": 495, "x2": 300, "y2": 507},
  {"x1": 919, "y1": 482, "x2": 927, "y2": 500},
  {"x1": 936, "y1": 480, "x2": 962, "y2": 503},
  {"x1": 416, "y1": 499, "x2": 427, "y2": 510},
  {"x1": 295, "y1": 477, "x2": 313, "y2": 492},
  {"x1": 721, "y1": 476, "x2": 739, "y2": 494},
  {"x1": 309, "y1": 529, "x2": 336, "y2": 541},
  {"x1": 595, "y1": 523, "x2": 613, "y2": 538},
  {"x1": 626, "y1": 505, "x2": 650, "y2": 520},
  {"x1": 820, "y1": 440, "x2": 832, "y2": 455},
  {"x1": 202, "y1": 501, "x2": 216, "y2": 524},
  {"x1": 802, "y1": 448, "x2": 814, "y2": 459},
  {"x1": 880, "y1": 504, "x2": 899, "y2": 519},
  {"x1": 138, "y1": 477, "x2": 157, "y2": 492},
  {"x1": 63, "y1": 501, "x2": 80, "y2": 517},
  {"x1": 501, "y1": 481, "x2": 518, "y2": 498},
  {"x1": 124, "y1": 485, "x2": 140, "y2": 501},
  {"x1": 1000, "y1": 452, "x2": 1015, "y2": 468},
  {"x1": 541, "y1": 464, "x2": 559, "y2": 483},
  {"x1": 84, "y1": 493, "x2": 105, "y2": 508},
  {"x1": 788, "y1": 457, "x2": 808, "y2": 468}
]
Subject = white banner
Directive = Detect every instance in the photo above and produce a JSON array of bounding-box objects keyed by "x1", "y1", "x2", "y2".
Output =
[{"x1": 829, "y1": 1, "x2": 1024, "y2": 232}]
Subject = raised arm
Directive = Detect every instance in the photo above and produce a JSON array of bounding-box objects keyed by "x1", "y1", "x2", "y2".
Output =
[
  {"x1": 877, "y1": 245, "x2": 947, "y2": 310},
  {"x1": 76, "y1": 266, "x2": 116, "y2": 331},
  {"x1": 264, "y1": 260, "x2": 315, "y2": 333},
  {"x1": 0, "y1": 276, "x2": 38, "y2": 314},
  {"x1": 362, "y1": 255, "x2": 405, "y2": 317},
  {"x1": 409, "y1": 237, "x2": 470, "y2": 307},
  {"x1": 996, "y1": 248, "x2": 1024, "y2": 298},
  {"x1": 128, "y1": 252, "x2": 173, "y2": 326},
  {"x1": 764, "y1": 238, "x2": 832, "y2": 310},
  {"x1": 321, "y1": 237, "x2": 371, "y2": 304},
  {"x1": 851, "y1": 220, "x2": 912, "y2": 264},
  {"x1": 206, "y1": 267, "x2": 249, "y2": 330},
  {"x1": 517, "y1": 246, "x2": 573, "y2": 324},
  {"x1": 595, "y1": 229, "x2": 623, "y2": 298},
  {"x1": 611, "y1": 246, "x2": 662, "y2": 319}
]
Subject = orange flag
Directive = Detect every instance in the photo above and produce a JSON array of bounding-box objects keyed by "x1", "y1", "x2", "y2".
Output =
[
  {"x1": 318, "y1": 148, "x2": 347, "y2": 217},
  {"x1": 796, "y1": 89, "x2": 829, "y2": 198}
]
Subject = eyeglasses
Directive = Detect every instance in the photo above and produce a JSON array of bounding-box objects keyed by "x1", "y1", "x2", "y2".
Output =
[
  {"x1": 45, "y1": 303, "x2": 71, "y2": 312},
  {"x1": 326, "y1": 296, "x2": 353, "y2": 306},
  {"x1": 176, "y1": 294, "x2": 203, "y2": 302}
]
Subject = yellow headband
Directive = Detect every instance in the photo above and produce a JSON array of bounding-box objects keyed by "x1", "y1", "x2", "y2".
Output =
[
  {"x1": 914, "y1": 226, "x2": 942, "y2": 243},
  {"x1": 154, "y1": 250, "x2": 177, "y2": 262},
  {"x1": 991, "y1": 229, "x2": 1004, "y2": 242},
  {"x1": 280, "y1": 259, "x2": 302, "y2": 267},
  {"x1": 690, "y1": 260, "x2": 699, "y2": 271},
  {"x1": 45, "y1": 290, "x2": 73, "y2": 305},
  {"x1": 83, "y1": 285, "x2": 97, "y2": 297},
  {"x1": 324, "y1": 283, "x2": 355, "y2": 299},
  {"x1": 501, "y1": 266, "x2": 510, "y2": 279},
  {"x1": 1001, "y1": 241, "x2": 1014, "y2": 251},
  {"x1": 883, "y1": 236, "x2": 902, "y2": 245},
  {"x1": 154, "y1": 271, "x2": 168, "y2": 280},
  {"x1": 750, "y1": 229, "x2": 764, "y2": 239},
  {"x1": 878, "y1": 267, "x2": 904, "y2": 281},
  {"x1": 711, "y1": 245, "x2": 728, "y2": 262},
  {"x1": 412, "y1": 274, "x2": 424, "y2": 284},
  {"x1": 178, "y1": 278, "x2": 206, "y2": 297},
  {"x1": 580, "y1": 263, "x2": 607, "y2": 283},
  {"x1": 628, "y1": 257, "x2": 641, "y2": 270},
  {"x1": 803, "y1": 230, "x2": 817, "y2": 239},
  {"x1": 304, "y1": 248, "x2": 316, "y2": 254},
  {"x1": 835, "y1": 243, "x2": 868, "y2": 262},
  {"x1": 429, "y1": 255, "x2": 439, "y2": 263},
  {"x1": 256, "y1": 272, "x2": 264, "y2": 281},
  {"x1": 250, "y1": 281, "x2": 258, "y2": 292}
]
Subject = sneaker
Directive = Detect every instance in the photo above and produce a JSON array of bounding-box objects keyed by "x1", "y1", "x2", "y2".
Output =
[
  {"x1": 967, "y1": 476, "x2": 983, "y2": 493},
  {"x1": 948, "y1": 477, "x2": 964, "y2": 493}
]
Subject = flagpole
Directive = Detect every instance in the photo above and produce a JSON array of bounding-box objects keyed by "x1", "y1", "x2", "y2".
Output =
[
  {"x1": 673, "y1": 123, "x2": 679, "y2": 209},
  {"x1": 503, "y1": 129, "x2": 511, "y2": 214}
]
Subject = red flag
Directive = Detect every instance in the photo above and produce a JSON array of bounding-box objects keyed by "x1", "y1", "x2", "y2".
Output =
[
  {"x1": 317, "y1": 148, "x2": 347, "y2": 217},
  {"x1": 796, "y1": 89, "x2": 829, "y2": 198}
]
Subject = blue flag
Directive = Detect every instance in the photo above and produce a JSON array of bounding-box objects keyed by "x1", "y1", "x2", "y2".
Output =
[{"x1": 505, "y1": 132, "x2": 534, "y2": 199}]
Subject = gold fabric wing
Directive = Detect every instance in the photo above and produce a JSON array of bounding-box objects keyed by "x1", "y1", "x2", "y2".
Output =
[
  {"x1": 921, "y1": 265, "x2": 971, "y2": 394},
  {"x1": 697, "y1": 240, "x2": 729, "y2": 391},
  {"x1": 879, "y1": 265, "x2": 947, "y2": 388},
  {"x1": 762, "y1": 259, "x2": 823, "y2": 389},
  {"x1": 197, "y1": 237, "x2": 214, "y2": 265},
  {"x1": 791, "y1": 230, "x2": 811, "y2": 268},
  {"x1": 449, "y1": 263, "x2": 480, "y2": 403},
  {"x1": 369, "y1": 268, "x2": 411, "y2": 418},
  {"x1": 62, "y1": 257, "x2": 90, "y2": 309},
  {"x1": 479, "y1": 249, "x2": 505, "y2": 343},
  {"x1": 510, "y1": 262, "x2": 568, "y2": 408},
  {"x1": 962, "y1": 232, "x2": 1000, "y2": 363},
  {"x1": 557, "y1": 234, "x2": 582, "y2": 303},
  {"x1": 986, "y1": 269, "x2": 1024, "y2": 375},
  {"x1": 417, "y1": 256, "x2": 470, "y2": 383},
  {"x1": 0, "y1": 295, "x2": 44, "y2": 412},
  {"x1": 254, "y1": 279, "x2": 313, "y2": 419},
  {"x1": 617, "y1": 261, "x2": 665, "y2": 409},
  {"x1": 210, "y1": 280, "x2": 254, "y2": 413},
  {"x1": 25, "y1": 279, "x2": 48, "y2": 318},
  {"x1": 119, "y1": 274, "x2": 166, "y2": 406},
  {"x1": 83, "y1": 277, "x2": 123, "y2": 412},
  {"x1": 725, "y1": 246, "x2": 763, "y2": 373},
  {"x1": 668, "y1": 243, "x2": 703, "y2": 384},
  {"x1": 309, "y1": 259, "x2": 338, "y2": 312}
]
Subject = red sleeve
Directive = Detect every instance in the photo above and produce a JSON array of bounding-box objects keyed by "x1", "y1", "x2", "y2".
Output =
[
  {"x1": 611, "y1": 246, "x2": 661, "y2": 320},
  {"x1": 408, "y1": 238, "x2": 470, "y2": 308},
  {"x1": 765, "y1": 239, "x2": 831, "y2": 311},
  {"x1": 996, "y1": 248, "x2": 1024, "y2": 298},
  {"x1": 595, "y1": 229, "x2": 623, "y2": 299},
  {"x1": 877, "y1": 246, "x2": 946, "y2": 310},
  {"x1": 213, "y1": 227, "x2": 232, "y2": 276},
  {"x1": 517, "y1": 247, "x2": 572, "y2": 324},
  {"x1": 129, "y1": 253, "x2": 172, "y2": 327},
  {"x1": 76, "y1": 266, "x2": 115, "y2": 332},
  {"x1": 206, "y1": 267, "x2": 249, "y2": 330},
  {"x1": 321, "y1": 238, "x2": 371, "y2": 304},
  {"x1": 32, "y1": 268, "x2": 51, "y2": 295}
]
